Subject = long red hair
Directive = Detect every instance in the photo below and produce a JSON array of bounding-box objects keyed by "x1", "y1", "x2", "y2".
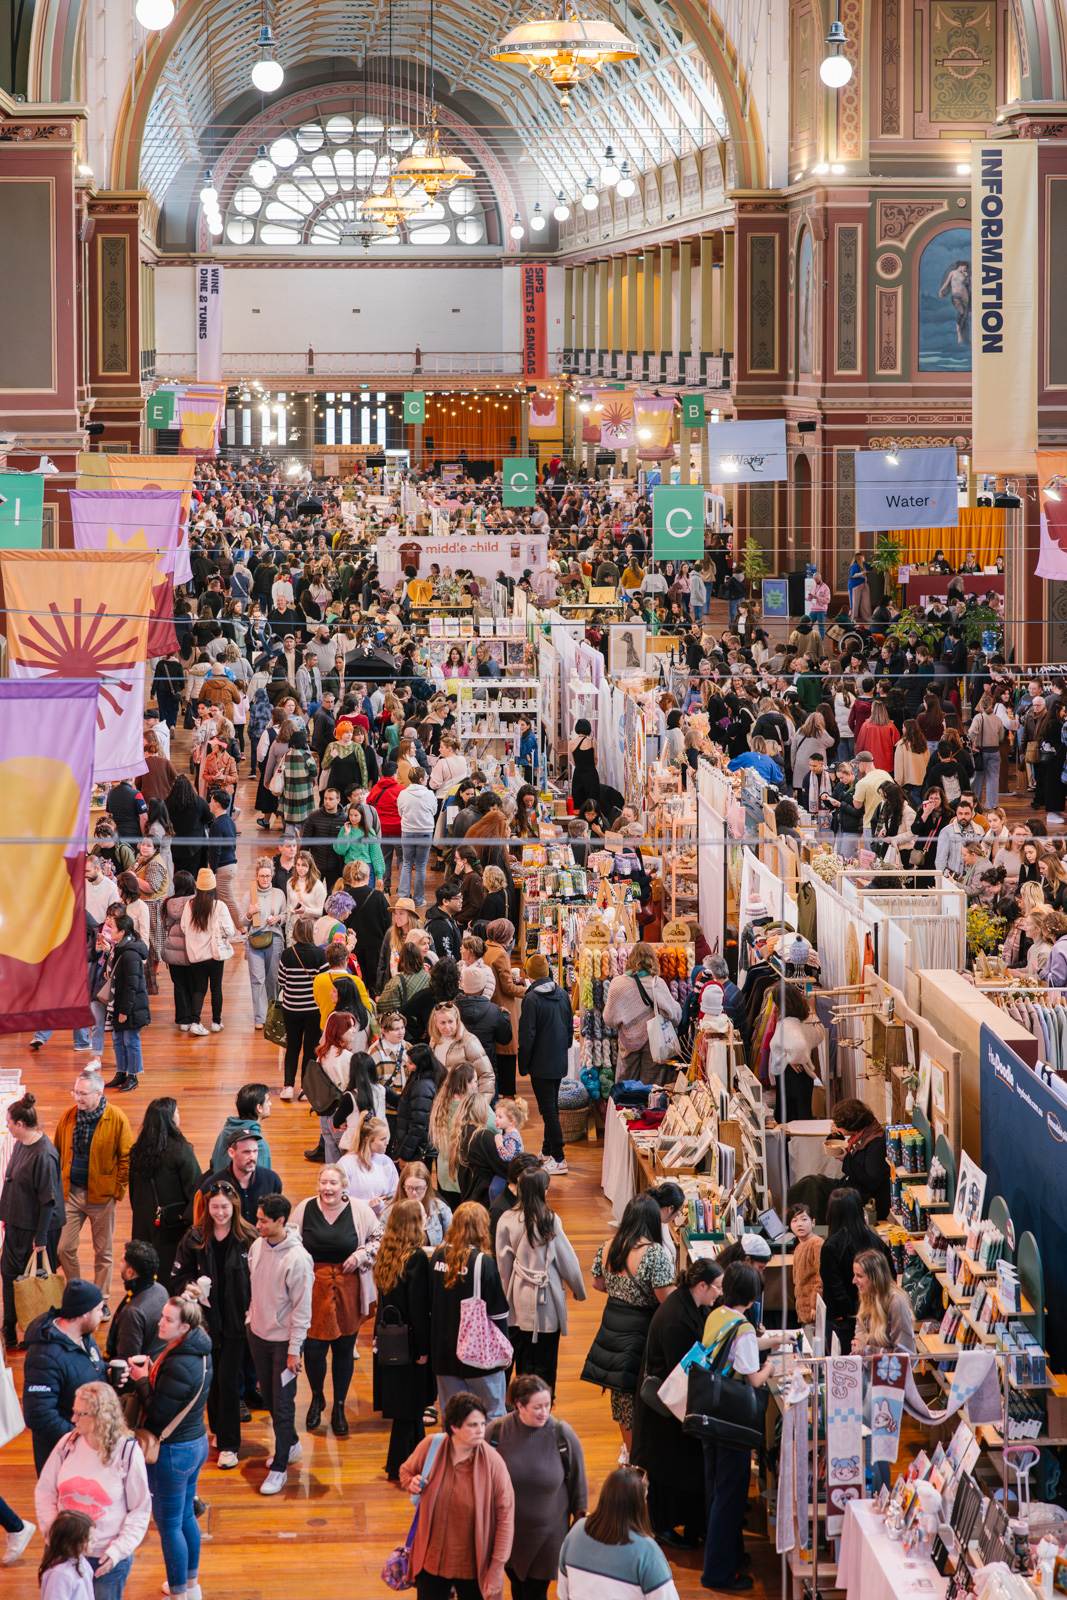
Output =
[{"x1": 316, "y1": 1010, "x2": 355, "y2": 1061}]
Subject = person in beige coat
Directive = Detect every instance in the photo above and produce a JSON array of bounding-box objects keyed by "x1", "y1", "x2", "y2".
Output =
[
  {"x1": 428, "y1": 1003, "x2": 494, "y2": 1098},
  {"x1": 484, "y1": 919, "x2": 527, "y2": 1097},
  {"x1": 893, "y1": 719, "x2": 931, "y2": 803}
]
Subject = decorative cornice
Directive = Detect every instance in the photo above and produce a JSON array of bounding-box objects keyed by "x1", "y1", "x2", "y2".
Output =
[
  {"x1": 156, "y1": 255, "x2": 510, "y2": 269},
  {"x1": 0, "y1": 121, "x2": 72, "y2": 140}
]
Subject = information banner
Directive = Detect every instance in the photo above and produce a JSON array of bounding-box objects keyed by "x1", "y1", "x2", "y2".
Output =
[
  {"x1": 971, "y1": 141, "x2": 1038, "y2": 474},
  {"x1": 376, "y1": 533, "x2": 549, "y2": 586},
  {"x1": 403, "y1": 392, "x2": 425, "y2": 424},
  {"x1": 146, "y1": 391, "x2": 176, "y2": 429},
  {"x1": 681, "y1": 394, "x2": 706, "y2": 428},
  {"x1": 195, "y1": 263, "x2": 224, "y2": 383},
  {"x1": 0, "y1": 473, "x2": 44, "y2": 548},
  {"x1": 707, "y1": 419, "x2": 787, "y2": 483},
  {"x1": 854, "y1": 446, "x2": 959, "y2": 532}
]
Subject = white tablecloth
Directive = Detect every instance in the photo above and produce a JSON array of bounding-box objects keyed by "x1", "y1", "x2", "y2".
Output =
[
  {"x1": 838, "y1": 1501, "x2": 948, "y2": 1600},
  {"x1": 601, "y1": 1100, "x2": 637, "y2": 1222}
]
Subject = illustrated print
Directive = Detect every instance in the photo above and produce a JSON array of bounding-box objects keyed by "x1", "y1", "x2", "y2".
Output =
[{"x1": 829, "y1": 1455, "x2": 860, "y2": 1481}]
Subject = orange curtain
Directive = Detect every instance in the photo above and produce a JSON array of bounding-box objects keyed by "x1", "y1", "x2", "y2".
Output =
[
  {"x1": 407, "y1": 398, "x2": 521, "y2": 465},
  {"x1": 900, "y1": 507, "x2": 1005, "y2": 567}
]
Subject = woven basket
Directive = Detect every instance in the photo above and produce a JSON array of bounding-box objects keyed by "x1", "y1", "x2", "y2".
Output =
[{"x1": 559, "y1": 1104, "x2": 590, "y2": 1144}]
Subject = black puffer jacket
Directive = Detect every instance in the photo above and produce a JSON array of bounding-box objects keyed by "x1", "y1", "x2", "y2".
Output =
[
  {"x1": 171, "y1": 1227, "x2": 251, "y2": 1342},
  {"x1": 393, "y1": 1063, "x2": 439, "y2": 1163},
  {"x1": 23, "y1": 1308, "x2": 106, "y2": 1471},
  {"x1": 132, "y1": 1322, "x2": 213, "y2": 1442},
  {"x1": 110, "y1": 932, "x2": 151, "y2": 1030},
  {"x1": 517, "y1": 979, "x2": 574, "y2": 1081},
  {"x1": 581, "y1": 1297, "x2": 656, "y2": 1395},
  {"x1": 456, "y1": 993, "x2": 512, "y2": 1070}
]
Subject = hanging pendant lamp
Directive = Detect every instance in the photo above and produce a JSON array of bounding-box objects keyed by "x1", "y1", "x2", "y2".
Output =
[{"x1": 491, "y1": 2, "x2": 638, "y2": 108}]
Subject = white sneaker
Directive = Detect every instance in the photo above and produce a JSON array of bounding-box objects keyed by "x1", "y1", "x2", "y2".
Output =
[
  {"x1": 288, "y1": 1440, "x2": 303, "y2": 1462},
  {"x1": 260, "y1": 1469, "x2": 288, "y2": 1495},
  {"x1": 279, "y1": 1086, "x2": 293, "y2": 1101},
  {"x1": 542, "y1": 1157, "x2": 569, "y2": 1175},
  {"x1": 179, "y1": 1024, "x2": 190, "y2": 1032},
  {"x1": 217, "y1": 1450, "x2": 239, "y2": 1469},
  {"x1": 210, "y1": 1022, "x2": 224, "y2": 1032},
  {"x1": 2, "y1": 1521, "x2": 35, "y2": 1566},
  {"x1": 188, "y1": 1023, "x2": 209, "y2": 1037},
  {"x1": 1048, "y1": 814, "x2": 1064, "y2": 825}
]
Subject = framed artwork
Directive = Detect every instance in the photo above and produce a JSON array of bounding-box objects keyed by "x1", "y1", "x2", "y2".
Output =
[
  {"x1": 953, "y1": 1151, "x2": 987, "y2": 1230},
  {"x1": 609, "y1": 623, "x2": 647, "y2": 675},
  {"x1": 931, "y1": 1062, "x2": 948, "y2": 1119},
  {"x1": 916, "y1": 1049, "x2": 932, "y2": 1117},
  {"x1": 918, "y1": 226, "x2": 971, "y2": 372}
]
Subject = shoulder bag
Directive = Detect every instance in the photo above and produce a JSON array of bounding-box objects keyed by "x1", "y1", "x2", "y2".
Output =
[
  {"x1": 248, "y1": 886, "x2": 276, "y2": 950},
  {"x1": 263, "y1": 997, "x2": 287, "y2": 1046},
  {"x1": 381, "y1": 1433, "x2": 445, "y2": 1590},
  {"x1": 0, "y1": 1343, "x2": 25, "y2": 1449},
  {"x1": 634, "y1": 972, "x2": 681, "y2": 1066},
  {"x1": 13, "y1": 1247, "x2": 63, "y2": 1331},
  {"x1": 135, "y1": 1355, "x2": 208, "y2": 1464},
  {"x1": 302, "y1": 1052, "x2": 342, "y2": 1117},
  {"x1": 682, "y1": 1314, "x2": 768, "y2": 1452},
  {"x1": 376, "y1": 1303, "x2": 412, "y2": 1367},
  {"x1": 455, "y1": 1252, "x2": 513, "y2": 1371},
  {"x1": 150, "y1": 1176, "x2": 187, "y2": 1232}
]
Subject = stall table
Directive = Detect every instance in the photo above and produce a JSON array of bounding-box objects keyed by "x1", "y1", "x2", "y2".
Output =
[
  {"x1": 900, "y1": 573, "x2": 1003, "y2": 608},
  {"x1": 838, "y1": 1500, "x2": 948, "y2": 1600}
]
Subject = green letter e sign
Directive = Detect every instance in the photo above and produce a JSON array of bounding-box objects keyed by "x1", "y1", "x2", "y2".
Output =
[
  {"x1": 503, "y1": 458, "x2": 536, "y2": 507},
  {"x1": 652, "y1": 485, "x2": 705, "y2": 561},
  {"x1": 403, "y1": 392, "x2": 426, "y2": 425}
]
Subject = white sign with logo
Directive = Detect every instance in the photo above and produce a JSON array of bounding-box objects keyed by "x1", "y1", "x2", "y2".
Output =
[
  {"x1": 854, "y1": 446, "x2": 959, "y2": 532},
  {"x1": 706, "y1": 419, "x2": 787, "y2": 483},
  {"x1": 376, "y1": 534, "x2": 550, "y2": 587}
]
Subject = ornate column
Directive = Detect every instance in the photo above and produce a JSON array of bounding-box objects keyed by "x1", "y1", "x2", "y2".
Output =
[
  {"x1": 563, "y1": 267, "x2": 574, "y2": 365},
  {"x1": 642, "y1": 248, "x2": 656, "y2": 378},
  {"x1": 659, "y1": 243, "x2": 673, "y2": 357},
  {"x1": 85, "y1": 190, "x2": 149, "y2": 455},
  {"x1": 625, "y1": 253, "x2": 639, "y2": 374},
  {"x1": 585, "y1": 262, "x2": 597, "y2": 373},
  {"x1": 677, "y1": 241, "x2": 692, "y2": 368}
]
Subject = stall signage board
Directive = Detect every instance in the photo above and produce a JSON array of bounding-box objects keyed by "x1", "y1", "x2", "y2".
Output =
[
  {"x1": 146, "y1": 391, "x2": 176, "y2": 429},
  {"x1": 681, "y1": 395, "x2": 706, "y2": 428},
  {"x1": 0, "y1": 474, "x2": 45, "y2": 548},
  {"x1": 652, "y1": 484, "x2": 705, "y2": 560},
  {"x1": 403, "y1": 392, "x2": 426, "y2": 424},
  {"x1": 503, "y1": 458, "x2": 537, "y2": 507}
]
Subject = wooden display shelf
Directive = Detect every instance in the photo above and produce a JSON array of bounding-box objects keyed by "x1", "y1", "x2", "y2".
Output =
[
  {"x1": 978, "y1": 1425, "x2": 1067, "y2": 1449},
  {"x1": 889, "y1": 1161, "x2": 928, "y2": 1181},
  {"x1": 956, "y1": 1249, "x2": 998, "y2": 1278},
  {"x1": 903, "y1": 1183, "x2": 951, "y2": 1210},
  {"x1": 937, "y1": 1274, "x2": 975, "y2": 1308},
  {"x1": 913, "y1": 1240, "x2": 947, "y2": 1275},
  {"x1": 918, "y1": 1332, "x2": 962, "y2": 1359},
  {"x1": 957, "y1": 1306, "x2": 998, "y2": 1345},
  {"x1": 931, "y1": 1214, "x2": 969, "y2": 1240},
  {"x1": 888, "y1": 1208, "x2": 925, "y2": 1238}
]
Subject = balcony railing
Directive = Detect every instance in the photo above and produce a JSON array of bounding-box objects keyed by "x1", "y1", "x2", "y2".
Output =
[{"x1": 153, "y1": 351, "x2": 562, "y2": 381}]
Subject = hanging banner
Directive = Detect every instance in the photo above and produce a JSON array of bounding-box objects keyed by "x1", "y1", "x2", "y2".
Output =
[
  {"x1": 634, "y1": 395, "x2": 676, "y2": 462},
  {"x1": 599, "y1": 391, "x2": 635, "y2": 449},
  {"x1": 0, "y1": 549, "x2": 156, "y2": 782},
  {"x1": 146, "y1": 391, "x2": 176, "y2": 429},
  {"x1": 1036, "y1": 452, "x2": 1067, "y2": 578},
  {"x1": 854, "y1": 445, "x2": 959, "y2": 532},
  {"x1": 503, "y1": 458, "x2": 537, "y2": 507},
  {"x1": 103, "y1": 455, "x2": 196, "y2": 584},
  {"x1": 825, "y1": 1355, "x2": 864, "y2": 1537},
  {"x1": 376, "y1": 532, "x2": 549, "y2": 586},
  {"x1": 0, "y1": 679, "x2": 99, "y2": 1035},
  {"x1": 0, "y1": 473, "x2": 45, "y2": 548},
  {"x1": 70, "y1": 489, "x2": 185, "y2": 657},
  {"x1": 652, "y1": 485, "x2": 706, "y2": 560},
  {"x1": 403, "y1": 392, "x2": 425, "y2": 424},
  {"x1": 179, "y1": 393, "x2": 223, "y2": 456},
  {"x1": 521, "y1": 263, "x2": 548, "y2": 380},
  {"x1": 681, "y1": 394, "x2": 706, "y2": 429},
  {"x1": 528, "y1": 391, "x2": 559, "y2": 434},
  {"x1": 195, "y1": 263, "x2": 224, "y2": 383},
  {"x1": 971, "y1": 140, "x2": 1038, "y2": 474},
  {"x1": 707, "y1": 418, "x2": 787, "y2": 482}
]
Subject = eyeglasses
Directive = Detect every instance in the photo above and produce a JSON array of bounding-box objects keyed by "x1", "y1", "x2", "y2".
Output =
[{"x1": 206, "y1": 1182, "x2": 239, "y2": 1198}]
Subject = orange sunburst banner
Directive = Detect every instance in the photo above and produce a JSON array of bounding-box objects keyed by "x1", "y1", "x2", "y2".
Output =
[{"x1": 0, "y1": 549, "x2": 157, "y2": 782}]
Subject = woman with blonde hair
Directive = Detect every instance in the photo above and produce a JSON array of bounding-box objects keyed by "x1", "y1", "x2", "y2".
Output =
[
  {"x1": 395, "y1": 737, "x2": 417, "y2": 789},
  {"x1": 429, "y1": 733, "x2": 467, "y2": 795},
  {"x1": 373, "y1": 1198, "x2": 433, "y2": 1477},
  {"x1": 35, "y1": 1382, "x2": 151, "y2": 1600},
  {"x1": 377, "y1": 938, "x2": 430, "y2": 1017},
  {"x1": 1041, "y1": 849, "x2": 1067, "y2": 913},
  {"x1": 337, "y1": 1115, "x2": 398, "y2": 1214},
  {"x1": 481, "y1": 864, "x2": 510, "y2": 924},
  {"x1": 291, "y1": 1165, "x2": 381, "y2": 1437},
  {"x1": 852, "y1": 1247, "x2": 915, "y2": 1490},
  {"x1": 790, "y1": 712, "x2": 834, "y2": 786},
  {"x1": 451, "y1": 1092, "x2": 509, "y2": 1206},
  {"x1": 430, "y1": 1203, "x2": 511, "y2": 1419},
  {"x1": 603, "y1": 941, "x2": 682, "y2": 1085},
  {"x1": 429, "y1": 1000, "x2": 494, "y2": 1095},
  {"x1": 894, "y1": 719, "x2": 931, "y2": 805},
  {"x1": 381, "y1": 1160, "x2": 453, "y2": 1247},
  {"x1": 285, "y1": 850, "x2": 324, "y2": 942},
  {"x1": 374, "y1": 897, "x2": 421, "y2": 992},
  {"x1": 428, "y1": 1061, "x2": 485, "y2": 1207}
]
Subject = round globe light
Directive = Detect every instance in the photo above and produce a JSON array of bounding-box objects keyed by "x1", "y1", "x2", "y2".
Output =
[
  {"x1": 207, "y1": 213, "x2": 223, "y2": 235},
  {"x1": 251, "y1": 57, "x2": 284, "y2": 93},
  {"x1": 616, "y1": 173, "x2": 636, "y2": 199},
  {"x1": 249, "y1": 153, "x2": 277, "y2": 188},
  {"x1": 509, "y1": 214, "x2": 525, "y2": 239},
  {"x1": 819, "y1": 52, "x2": 852, "y2": 86},
  {"x1": 530, "y1": 204, "x2": 546, "y2": 231},
  {"x1": 599, "y1": 160, "x2": 620, "y2": 187},
  {"x1": 581, "y1": 187, "x2": 599, "y2": 211},
  {"x1": 552, "y1": 195, "x2": 571, "y2": 221},
  {"x1": 135, "y1": 0, "x2": 175, "y2": 28},
  {"x1": 199, "y1": 180, "x2": 218, "y2": 205}
]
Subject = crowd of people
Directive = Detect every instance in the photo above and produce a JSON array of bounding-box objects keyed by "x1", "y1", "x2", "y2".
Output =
[{"x1": 0, "y1": 449, "x2": 1032, "y2": 1600}]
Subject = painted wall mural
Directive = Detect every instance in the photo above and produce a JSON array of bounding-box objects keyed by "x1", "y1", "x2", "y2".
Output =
[{"x1": 917, "y1": 225, "x2": 971, "y2": 371}]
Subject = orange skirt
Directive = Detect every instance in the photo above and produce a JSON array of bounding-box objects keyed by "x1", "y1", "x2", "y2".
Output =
[{"x1": 309, "y1": 1262, "x2": 363, "y2": 1341}]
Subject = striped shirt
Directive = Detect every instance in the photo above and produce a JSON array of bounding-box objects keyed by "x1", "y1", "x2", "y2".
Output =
[{"x1": 557, "y1": 1524, "x2": 678, "y2": 1600}]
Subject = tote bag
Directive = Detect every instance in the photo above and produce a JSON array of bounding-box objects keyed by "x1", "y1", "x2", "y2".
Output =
[
  {"x1": 14, "y1": 1248, "x2": 63, "y2": 1331},
  {"x1": 455, "y1": 1253, "x2": 513, "y2": 1372},
  {"x1": 0, "y1": 1347, "x2": 25, "y2": 1449},
  {"x1": 635, "y1": 973, "x2": 680, "y2": 1065}
]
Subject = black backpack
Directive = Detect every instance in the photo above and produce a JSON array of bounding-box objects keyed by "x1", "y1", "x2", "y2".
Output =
[{"x1": 486, "y1": 1414, "x2": 571, "y2": 1479}]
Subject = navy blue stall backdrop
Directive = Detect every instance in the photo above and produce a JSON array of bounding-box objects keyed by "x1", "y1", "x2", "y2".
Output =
[{"x1": 980, "y1": 1023, "x2": 1067, "y2": 1373}]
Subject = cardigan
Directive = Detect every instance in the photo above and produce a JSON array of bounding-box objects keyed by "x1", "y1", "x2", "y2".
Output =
[{"x1": 399, "y1": 1434, "x2": 515, "y2": 1598}]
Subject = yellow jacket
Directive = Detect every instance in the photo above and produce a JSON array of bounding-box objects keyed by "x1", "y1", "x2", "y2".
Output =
[{"x1": 54, "y1": 1103, "x2": 133, "y2": 1204}]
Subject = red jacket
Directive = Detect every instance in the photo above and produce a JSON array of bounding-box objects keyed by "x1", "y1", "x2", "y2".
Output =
[{"x1": 367, "y1": 775, "x2": 402, "y2": 837}]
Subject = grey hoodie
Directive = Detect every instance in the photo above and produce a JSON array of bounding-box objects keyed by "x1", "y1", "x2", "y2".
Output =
[{"x1": 247, "y1": 1226, "x2": 314, "y2": 1354}]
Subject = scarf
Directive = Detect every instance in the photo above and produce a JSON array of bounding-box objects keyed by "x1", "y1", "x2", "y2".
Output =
[
  {"x1": 72, "y1": 1098, "x2": 107, "y2": 1164},
  {"x1": 825, "y1": 1355, "x2": 864, "y2": 1537},
  {"x1": 844, "y1": 1121, "x2": 883, "y2": 1161}
]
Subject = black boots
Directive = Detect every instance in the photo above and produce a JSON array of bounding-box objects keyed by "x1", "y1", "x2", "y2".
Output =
[
  {"x1": 306, "y1": 1391, "x2": 326, "y2": 1430},
  {"x1": 331, "y1": 1401, "x2": 349, "y2": 1436}
]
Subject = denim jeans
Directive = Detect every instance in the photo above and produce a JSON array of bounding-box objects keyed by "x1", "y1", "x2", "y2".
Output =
[
  {"x1": 693, "y1": 604, "x2": 703, "y2": 623},
  {"x1": 33, "y1": 1020, "x2": 103, "y2": 1050},
  {"x1": 379, "y1": 840, "x2": 401, "y2": 895},
  {"x1": 811, "y1": 609, "x2": 827, "y2": 638},
  {"x1": 89, "y1": 1553, "x2": 133, "y2": 1600},
  {"x1": 148, "y1": 1433, "x2": 209, "y2": 1592},
  {"x1": 728, "y1": 599, "x2": 741, "y2": 627},
  {"x1": 399, "y1": 839, "x2": 431, "y2": 905},
  {"x1": 436, "y1": 1370, "x2": 505, "y2": 1420},
  {"x1": 702, "y1": 1439, "x2": 752, "y2": 1586},
  {"x1": 246, "y1": 935, "x2": 282, "y2": 1025},
  {"x1": 113, "y1": 1028, "x2": 143, "y2": 1078},
  {"x1": 0, "y1": 1495, "x2": 22, "y2": 1533},
  {"x1": 974, "y1": 750, "x2": 1001, "y2": 809}
]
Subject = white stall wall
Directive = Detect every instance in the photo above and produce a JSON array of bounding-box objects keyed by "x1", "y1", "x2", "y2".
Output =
[{"x1": 154, "y1": 262, "x2": 564, "y2": 359}]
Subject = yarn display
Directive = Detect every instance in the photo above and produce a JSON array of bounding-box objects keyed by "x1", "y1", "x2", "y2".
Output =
[{"x1": 578, "y1": 940, "x2": 695, "y2": 1094}]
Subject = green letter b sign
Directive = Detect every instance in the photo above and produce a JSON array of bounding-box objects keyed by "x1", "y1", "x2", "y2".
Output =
[{"x1": 652, "y1": 485, "x2": 705, "y2": 561}]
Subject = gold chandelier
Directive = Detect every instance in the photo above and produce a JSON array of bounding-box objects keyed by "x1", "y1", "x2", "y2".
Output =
[
  {"x1": 491, "y1": 3, "x2": 639, "y2": 106},
  {"x1": 358, "y1": 177, "x2": 423, "y2": 229},
  {"x1": 395, "y1": 107, "x2": 473, "y2": 197}
]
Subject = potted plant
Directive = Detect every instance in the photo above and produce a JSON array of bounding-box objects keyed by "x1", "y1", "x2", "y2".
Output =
[
  {"x1": 867, "y1": 533, "x2": 904, "y2": 608},
  {"x1": 740, "y1": 537, "x2": 769, "y2": 601}
]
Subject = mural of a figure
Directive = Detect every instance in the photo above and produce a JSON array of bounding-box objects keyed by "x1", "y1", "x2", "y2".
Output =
[
  {"x1": 798, "y1": 230, "x2": 814, "y2": 374},
  {"x1": 918, "y1": 226, "x2": 972, "y2": 371}
]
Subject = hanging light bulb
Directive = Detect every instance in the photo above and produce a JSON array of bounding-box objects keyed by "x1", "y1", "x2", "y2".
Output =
[
  {"x1": 199, "y1": 173, "x2": 218, "y2": 205},
  {"x1": 616, "y1": 161, "x2": 636, "y2": 199},
  {"x1": 552, "y1": 191, "x2": 571, "y2": 221},
  {"x1": 250, "y1": 25, "x2": 284, "y2": 93},
  {"x1": 819, "y1": 18, "x2": 852, "y2": 85},
  {"x1": 581, "y1": 178, "x2": 599, "y2": 210},
  {"x1": 249, "y1": 145, "x2": 277, "y2": 187},
  {"x1": 207, "y1": 212, "x2": 224, "y2": 236},
  {"x1": 530, "y1": 202, "x2": 546, "y2": 231},
  {"x1": 510, "y1": 213, "x2": 525, "y2": 238},
  {"x1": 135, "y1": 0, "x2": 175, "y2": 28},
  {"x1": 885, "y1": 447, "x2": 899, "y2": 466},
  {"x1": 599, "y1": 145, "x2": 620, "y2": 187}
]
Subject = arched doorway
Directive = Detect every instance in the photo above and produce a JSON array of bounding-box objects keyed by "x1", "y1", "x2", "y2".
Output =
[{"x1": 792, "y1": 452, "x2": 812, "y2": 567}]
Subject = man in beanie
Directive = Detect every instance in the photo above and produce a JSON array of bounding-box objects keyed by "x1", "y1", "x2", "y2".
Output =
[
  {"x1": 22, "y1": 1279, "x2": 106, "y2": 1472},
  {"x1": 456, "y1": 960, "x2": 513, "y2": 1072},
  {"x1": 517, "y1": 953, "x2": 575, "y2": 1176}
]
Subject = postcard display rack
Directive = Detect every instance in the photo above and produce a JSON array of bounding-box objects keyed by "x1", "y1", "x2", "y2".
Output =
[{"x1": 579, "y1": 922, "x2": 695, "y2": 1097}]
